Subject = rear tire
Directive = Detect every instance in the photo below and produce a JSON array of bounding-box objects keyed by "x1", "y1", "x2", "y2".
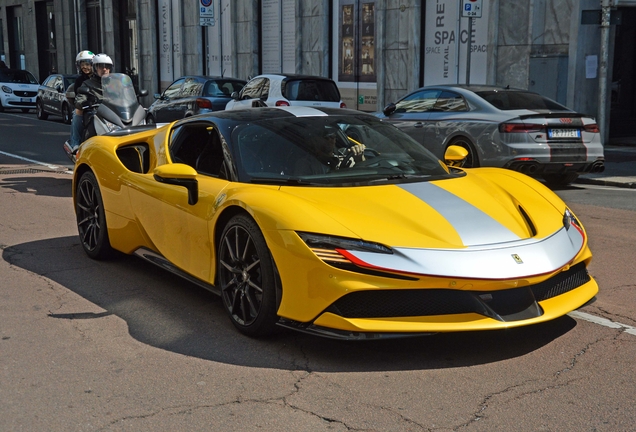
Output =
[
  {"x1": 75, "y1": 171, "x2": 114, "y2": 260},
  {"x1": 542, "y1": 173, "x2": 579, "y2": 187},
  {"x1": 36, "y1": 100, "x2": 48, "y2": 120},
  {"x1": 448, "y1": 137, "x2": 479, "y2": 168}
]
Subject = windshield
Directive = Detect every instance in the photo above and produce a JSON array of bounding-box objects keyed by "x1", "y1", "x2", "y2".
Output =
[
  {"x1": 283, "y1": 79, "x2": 341, "y2": 102},
  {"x1": 101, "y1": 73, "x2": 138, "y2": 111},
  {"x1": 477, "y1": 90, "x2": 569, "y2": 111},
  {"x1": 205, "y1": 80, "x2": 245, "y2": 97},
  {"x1": 0, "y1": 70, "x2": 38, "y2": 84},
  {"x1": 233, "y1": 113, "x2": 454, "y2": 186}
]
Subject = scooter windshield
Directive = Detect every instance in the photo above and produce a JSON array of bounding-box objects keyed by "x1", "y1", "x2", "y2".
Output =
[{"x1": 100, "y1": 73, "x2": 139, "y2": 120}]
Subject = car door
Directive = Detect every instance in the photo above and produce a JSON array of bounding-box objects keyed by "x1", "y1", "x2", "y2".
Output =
[
  {"x1": 381, "y1": 89, "x2": 440, "y2": 150},
  {"x1": 226, "y1": 77, "x2": 268, "y2": 109},
  {"x1": 153, "y1": 78, "x2": 185, "y2": 123},
  {"x1": 50, "y1": 76, "x2": 65, "y2": 115},
  {"x1": 127, "y1": 122, "x2": 230, "y2": 282},
  {"x1": 40, "y1": 75, "x2": 56, "y2": 112},
  {"x1": 422, "y1": 90, "x2": 471, "y2": 157}
]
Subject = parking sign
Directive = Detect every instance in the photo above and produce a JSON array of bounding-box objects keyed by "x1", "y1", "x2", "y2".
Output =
[
  {"x1": 461, "y1": 0, "x2": 482, "y2": 18},
  {"x1": 200, "y1": 0, "x2": 215, "y2": 26}
]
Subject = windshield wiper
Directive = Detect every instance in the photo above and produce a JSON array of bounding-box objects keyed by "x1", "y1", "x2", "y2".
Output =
[{"x1": 249, "y1": 176, "x2": 319, "y2": 185}]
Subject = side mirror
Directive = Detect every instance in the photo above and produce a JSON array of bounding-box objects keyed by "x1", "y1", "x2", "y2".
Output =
[
  {"x1": 153, "y1": 93, "x2": 161, "y2": 100},
  {"x1": 444, "y1": 145, "x2": 469, "y2": 168},
  {"x1": 230, "y1": 91, "x2": 239, "y2": 100},
  {"x1": 153, "y1": 163, "x2": 199, "y2": 205},
  {"x1": 138, "y1": 89, "x2": 149, "y2": 97},
  {"x1": 383, "y1": 103, "x2": 397, "y2": 116}
]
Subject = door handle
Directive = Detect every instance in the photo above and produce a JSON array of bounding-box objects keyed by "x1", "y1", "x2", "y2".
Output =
[{"x1": 414, "y1": 122, "x2": 423, "y2": 128}]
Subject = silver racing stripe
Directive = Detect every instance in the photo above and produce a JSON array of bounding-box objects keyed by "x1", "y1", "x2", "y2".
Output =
[
  {"x1": 275, "y1": 106, "x2": 329, "y2": 117},
  {"x1": 399, "y1": 182, "x2": 520, "y2": 246}
]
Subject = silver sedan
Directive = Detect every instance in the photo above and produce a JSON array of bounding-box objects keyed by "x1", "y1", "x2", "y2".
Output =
[{"x1": 376, "y1": 85, "x2": 605, "y2": 186}]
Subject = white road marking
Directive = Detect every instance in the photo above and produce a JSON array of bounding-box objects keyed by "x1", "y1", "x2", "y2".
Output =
[
  {"x1": 569, "y1": 311, "x2": 636, "y2": 336},
  {"x1": 0, "y1": 150, "x2": 68, "y2": 171}
]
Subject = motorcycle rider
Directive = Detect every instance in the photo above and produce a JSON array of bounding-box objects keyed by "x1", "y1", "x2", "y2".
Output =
[
  {"x1": 66, "y1": 53, "x2": 113, "y2": 153},
  {"x1": 64, "y1": 50, "x2": 94, "y2": 155}
]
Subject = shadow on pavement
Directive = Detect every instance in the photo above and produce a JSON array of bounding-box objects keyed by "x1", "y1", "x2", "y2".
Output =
[
  {"x1": 3, "y1": 235, "x2": 578, "y2": 372},
  {"x1": 0, "y1": 175, "x2": 72, "y2": 198}
]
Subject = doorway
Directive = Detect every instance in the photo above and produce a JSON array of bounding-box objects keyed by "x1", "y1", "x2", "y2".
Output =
[{"x1": 609, "y1": 7, "x2": 636, "y2": 138}]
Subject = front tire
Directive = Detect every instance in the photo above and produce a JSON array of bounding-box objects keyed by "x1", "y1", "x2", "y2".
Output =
[
  {"x1": 218, "y1": 214, "x2": 278, "y2": 337},
  {"x1": 76, "y1": 171, "x2": 114, "y2": 260},
  {"x1": 447, "y1": 137, "x2": 479, "y2": 168},
  {"x1": 146, "y1": 114, "x2": 156, "y2": 125},
  {"x1": 36, "y1": 100, "x2": 48, "y2": 120}
]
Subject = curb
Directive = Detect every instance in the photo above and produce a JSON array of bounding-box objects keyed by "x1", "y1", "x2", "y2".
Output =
[{"x1": 575, "y1": 176, "x2": 636, "y2": 189}]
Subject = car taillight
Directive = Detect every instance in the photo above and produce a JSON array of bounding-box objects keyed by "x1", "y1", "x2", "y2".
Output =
[
  {"x1": 340, "y1": 102, "x2": 347, "y2": 108},
  {"x1": 196, "y1": 98, "x2": 213, "y2": 109},
  {"x1": 275, "y1": 100, "x2": 290, "y2": 106},
  {"x1": 583, "y1": 123, "x2": 600, "y2": 133},
  {"x1": 499, "y1": 122, "x2": 545, "y2": 133}
]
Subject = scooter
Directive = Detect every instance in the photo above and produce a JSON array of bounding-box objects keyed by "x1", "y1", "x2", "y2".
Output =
[{"x1": 63, "y1": 73, "x2": 149, "y2": 163}]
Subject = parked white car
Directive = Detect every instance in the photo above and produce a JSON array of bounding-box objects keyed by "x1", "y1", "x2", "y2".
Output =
[
  {"x1": 0, "y1": 68, "x2": 39, "y2": 113},
  {"x1": 225, "y1": 74, "x2": 345, "y2": 110}
]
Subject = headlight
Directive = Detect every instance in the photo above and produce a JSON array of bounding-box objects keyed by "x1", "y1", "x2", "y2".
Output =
[
  {"x1": 298, "y1": 232, "x2": 392, "y2": 264},
  {"x1": 103, "y1": 118, "x2": 119, "y2": 132},
  {"x1": 1, "y1": 85, "x2": 12, "y2": 94},
  {"x1": 563, "y1": 208, "x2": 581, "y2": 231}
]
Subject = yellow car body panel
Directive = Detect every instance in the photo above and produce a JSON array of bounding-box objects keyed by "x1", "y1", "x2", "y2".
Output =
[{"x1": 72, "y1": 109, "x2": 598, "y2": 337}]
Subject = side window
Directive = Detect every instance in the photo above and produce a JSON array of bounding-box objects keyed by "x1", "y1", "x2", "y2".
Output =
[
  {"x1": 181, "y1": 78, "x2": 202, "y2": 97},
  {"x1": 169, "y1": 123, "x2": 228, "y2": 178},
  {"x1": 117, "y1": 143, "x2": 150, "y2": 174},
  {"x1": 43, "y1": 76, "x2": 54, "y2": 87},
  {"x1": 395, "y1": 90, "x2": 441, "y2": 113},
  {"x1": 259, "y1": 79, "x2": 270, "y2": 99},
  {"x1": 162, "y1": 78, "x2": 185, "y2": 100},
  {"x1": 433, "y1": 91, "x2": 469, "y2": 112},
  {"x1": 53, "y1": 76, "x2": 63, "y2": 91},
  {"x1": 240, "y1": 78, "x2": 265, "y2": 99}
]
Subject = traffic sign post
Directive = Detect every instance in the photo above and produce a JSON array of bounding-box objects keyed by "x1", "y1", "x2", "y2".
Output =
[
  {"x1": 200, "y1": 0, "x2": 215, "y2": 26},
  {"x1": 461, "y1": 0, "x2": 482, "y2": 85}
]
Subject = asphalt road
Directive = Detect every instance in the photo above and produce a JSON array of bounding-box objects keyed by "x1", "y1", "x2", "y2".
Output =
[{"x1": 1, "y1": 111, "x2": 635, "y2": 431}]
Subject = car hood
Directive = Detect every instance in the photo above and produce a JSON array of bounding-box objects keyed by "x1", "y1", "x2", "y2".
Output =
[{"x1": 275, "y1": 170, "x2": 582, "y2": 278}]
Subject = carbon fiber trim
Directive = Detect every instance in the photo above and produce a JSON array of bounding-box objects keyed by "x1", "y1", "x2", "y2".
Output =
[{"x1": 324, "y1": 262, "x2": 589, "y2": 322}]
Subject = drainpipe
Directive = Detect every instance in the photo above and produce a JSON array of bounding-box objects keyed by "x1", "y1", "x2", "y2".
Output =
[{"x1": 598, "y1": 0, "x2": 611, "y2": 145}]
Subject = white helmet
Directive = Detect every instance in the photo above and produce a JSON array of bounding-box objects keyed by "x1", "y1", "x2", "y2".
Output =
[
  {"x1": 92, "y1": 53, "x2": 114, "y2": 74},
  {"x1": 75, "y1": 50, "x2": 94, "y2": 70}
]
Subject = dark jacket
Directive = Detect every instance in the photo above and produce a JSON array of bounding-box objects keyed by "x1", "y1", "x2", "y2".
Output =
[
  {"x1": 66, "y1": 72, "x2": 91, "y2": 107},
  {"x1": 74, "y1": 74, "x2": 104, "y2": 110}
]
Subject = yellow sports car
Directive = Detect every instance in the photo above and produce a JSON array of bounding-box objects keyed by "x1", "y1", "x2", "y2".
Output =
[{"x1": 72, "y1": 107, "x2": 598, "y2": 339}]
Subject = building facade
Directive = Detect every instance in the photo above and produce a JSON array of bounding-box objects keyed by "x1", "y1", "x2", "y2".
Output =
[{"x1": 1, "y1": 0, "x2": 634, "y2": 141}]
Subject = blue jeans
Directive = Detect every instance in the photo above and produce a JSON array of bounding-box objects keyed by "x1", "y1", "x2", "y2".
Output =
[{"x1": 70, "y1": 111, "x2": 84, "y2": 149}]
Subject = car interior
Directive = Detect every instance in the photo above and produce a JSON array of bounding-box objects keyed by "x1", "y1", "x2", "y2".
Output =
[{"x1": 169, "y1": 123, "x2": 229, "y2": 179}]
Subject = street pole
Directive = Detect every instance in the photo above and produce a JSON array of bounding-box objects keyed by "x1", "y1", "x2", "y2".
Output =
[
  {"x1": 466, "y1": 17, "x2": 472, "y2": 85},
  {"x1": 598, "y1": 0, "x2": 611, "y2": 145}
]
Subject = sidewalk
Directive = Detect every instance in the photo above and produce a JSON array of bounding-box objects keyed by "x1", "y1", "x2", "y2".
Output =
[{"x1": 576, "y1": 139, "x2": 636, "y2": 189}]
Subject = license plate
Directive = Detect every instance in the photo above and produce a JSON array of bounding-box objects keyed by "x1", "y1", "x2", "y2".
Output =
[
  {"x1": 21, "y1": 98, "x2": 32, "y2": 103},
  {"x1": 548, "y1": 128, "x2": 580, "y2": 139}
]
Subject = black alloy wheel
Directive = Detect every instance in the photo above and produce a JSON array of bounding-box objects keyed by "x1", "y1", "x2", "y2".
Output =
[
  {"x1": 448, "y1": 137, "x2": 479, "y2": 168},
  {"x1": 36, "y1": 100, "x2": 48, "y2": 120},
  {"x1": 75, "y1": 171, "x2": 114, "y2": 260},
  {"x1": 218, "y1": 214, "x2": 278, "y2": 337},
  {"x1": 62, "y1": 102, "x2": 72, "y2": 124}
]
